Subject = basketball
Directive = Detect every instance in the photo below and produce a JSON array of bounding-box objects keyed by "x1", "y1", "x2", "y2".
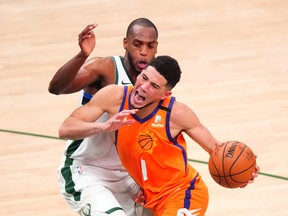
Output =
[{"x1": 208, "y1": 141, "x2": 256, "y2": 188}]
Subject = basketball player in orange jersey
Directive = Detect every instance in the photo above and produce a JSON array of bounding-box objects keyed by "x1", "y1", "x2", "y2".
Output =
[{"x1": 59, "y1": 55, "x2": 259, "y2": 216}]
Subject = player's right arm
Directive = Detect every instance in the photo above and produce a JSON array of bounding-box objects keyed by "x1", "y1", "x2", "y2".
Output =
[
  {"x1": 48, "y1": 24, "x2": 107, "y2": 94},
  {"x1": 59, "y1": 85, "x2": 136, "y2": 140}
]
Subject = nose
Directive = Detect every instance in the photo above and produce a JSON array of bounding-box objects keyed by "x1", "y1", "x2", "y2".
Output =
[
  {"x1": 140, "y1": 81, "x2": 149, "y2": 92},
  {"x1": 140, "y1": 46, "x2": 148, "y2": 56}
]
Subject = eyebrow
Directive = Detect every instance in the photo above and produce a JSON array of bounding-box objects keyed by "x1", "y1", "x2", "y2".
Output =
[
  {"x1": 133, "y1": 38, "x2": 157, "y2": 44},
  {"x1": 143, "y1": 73, "x2": 160, "y2": 89}
]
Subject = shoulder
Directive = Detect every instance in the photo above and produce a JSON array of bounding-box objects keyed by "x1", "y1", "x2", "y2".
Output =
[
  {"x1": 102, "y1": 84, "x2": 123, "y2": 92},
  {"x1": 171, "y1": 101, "x2": 191, "y2": 116},
  {"x1": 92, "y1": 84, "x2": 124, "y2": 102},
  {"x1": 90, "y1": 84, "x2": 124, "y2": 113},
  {"x1": 170, "y1": 101, "x2": 200, "y2": 129},
  {"x1": 85, "y1": 56, "x2": 114, "y2": 65},
  {"x1": 83, "y1": 56, "x2": 115, "y2": 75},
  {"x1": 80, "y1": 56, "x2": 117, "y2": 89},
  {"x1": 96, "y1": 84, "x2": 123, "y2": 94}
]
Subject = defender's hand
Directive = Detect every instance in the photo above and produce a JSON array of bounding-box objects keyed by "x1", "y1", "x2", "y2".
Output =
[{"x1": 78, "y1": 24, "x2": 97, "y2": 57}]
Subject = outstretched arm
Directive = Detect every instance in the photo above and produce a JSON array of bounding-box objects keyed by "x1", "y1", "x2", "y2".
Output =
[
  {"x1": 59, "y1": 85, "x2": 137, "y2": 140},
  {"x1": 59, "y1": 109, "x2": 137, "y2": 140},
  {"x1": 48, "y1": 24, "x2": 97, "y2": 94}
]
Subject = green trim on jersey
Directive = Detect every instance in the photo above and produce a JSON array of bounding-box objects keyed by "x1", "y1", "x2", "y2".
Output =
[
  {"x1": 61, "y1": 139, "x2": 83, "y2": 201},
  {"x1": 105, "y1": 207, "x2": 124, "y2": 214}
]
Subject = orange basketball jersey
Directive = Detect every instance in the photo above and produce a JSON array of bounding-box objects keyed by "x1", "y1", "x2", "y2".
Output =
[{"x1": 115, "y1": 86, "x2": 202, "y2": 212}]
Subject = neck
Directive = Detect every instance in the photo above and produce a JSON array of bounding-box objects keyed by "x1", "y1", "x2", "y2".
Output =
[{"x1": 124, "y1": 54, "x2": 139, "y2": 81}]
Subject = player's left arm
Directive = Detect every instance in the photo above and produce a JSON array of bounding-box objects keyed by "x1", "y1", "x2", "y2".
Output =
[
  {"x1": 171, "y1": 101, "x2": 221, "y2": 154},
  {"x1": 171, "y1": 101, "x2": 259, "y2": 185}
]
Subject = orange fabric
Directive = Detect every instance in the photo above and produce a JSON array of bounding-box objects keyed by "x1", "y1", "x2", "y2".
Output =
[
  {"x1": 155, "y1": 175, "x2": 209, "y2": 216},
  {"x1": 116, "y1": 86, "x2": 208, "y2": 215}
]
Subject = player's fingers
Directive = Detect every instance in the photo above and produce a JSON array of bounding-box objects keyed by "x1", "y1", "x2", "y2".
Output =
[
  {"x1": 88, "y1": 30, "x2": 95, "y2": 37},
  {"x1": 253, "y1": 172, "x2": 258, "y2": 178},
  {"x1": 118, "y1": 109, "x2": 138, "y2": 118},
  {"x1": 79, "y1": 24, "x2": 97, "y2": 38},
  {"x1": 256, "y1": 164, "x2": 260, "y2": 172},
  {"x1": 84, "y1": 24, "x2": 97, "y2": 32},
  {"x1": 121, "y1": 109, "x2": 138, "y2": 114},
  {"x1": 123, "y1": 119, "x2": 135, "y2": 125},
  {"x1": 252, "y1": 165, "x2": 260, "y2": 178},
  {"x1": 80, "y1": 32, "x2": 94, "y2": 39}
]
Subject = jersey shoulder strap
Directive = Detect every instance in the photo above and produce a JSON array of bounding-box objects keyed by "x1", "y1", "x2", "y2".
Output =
[{"x1": 112, "y1": 56, "x2": 134, "y2": 86}]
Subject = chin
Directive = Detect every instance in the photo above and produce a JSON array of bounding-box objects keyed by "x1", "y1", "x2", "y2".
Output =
[{"x1": 131, "y1": 103, "x2": 143, "y2": 110}]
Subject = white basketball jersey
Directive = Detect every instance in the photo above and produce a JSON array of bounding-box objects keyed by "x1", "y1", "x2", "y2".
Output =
[{"x1": 60, "y1": 56, "x2": 133, "y2": 177}]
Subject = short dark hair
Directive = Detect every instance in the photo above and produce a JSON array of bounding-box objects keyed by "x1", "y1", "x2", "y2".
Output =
[
  {"x1": 126, "y1": 18, "x2": 158, "y2": 38},
  {"x1": 149, "y1": 55, "x2": 182, "y2": 89}
]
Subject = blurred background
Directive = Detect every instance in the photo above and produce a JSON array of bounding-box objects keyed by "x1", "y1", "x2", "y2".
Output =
[{"x1": 1, "y1": 0, "x2": 288, "y2": 215}]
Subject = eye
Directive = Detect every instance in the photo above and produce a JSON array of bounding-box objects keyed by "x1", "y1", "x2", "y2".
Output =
[
  {"x1": 133, "y1": 40, "x2": 143, "y2": 48},
  {"x1": 148, "y1": 43, "x2": 156, "y2": 49},
  {"x1": 152, "y1": 84, "x2": 159, "y2": 89},
  {"x1": 142, "y1": 74, "x2": 148, "y2": 80},
  {"x1": 134, "y1": 43, "x2": 140, "y2": 47}
]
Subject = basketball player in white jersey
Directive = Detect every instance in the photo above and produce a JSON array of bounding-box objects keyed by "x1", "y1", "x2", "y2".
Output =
[{"x1": 48, "y1": 18, "x2": 158, "y2": 216}]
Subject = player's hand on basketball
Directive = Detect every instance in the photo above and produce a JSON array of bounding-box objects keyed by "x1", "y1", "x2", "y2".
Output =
[
  {"x1": 78, "y1": 24, "x2": 97, "y2": 57},
  {"x1": 241, "y1": 161, "x2": 260, "y2": 188},
  {"x1": 101, "y1": 109, "x2": 138, "y2": 131}
]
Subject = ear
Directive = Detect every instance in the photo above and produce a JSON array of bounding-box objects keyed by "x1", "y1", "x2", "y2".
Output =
[
  {"x1": 123, "y1": 37, "x2": 128, "y2": 50},
  {"x1": 160, "y1": 91, "x2": 172, "y2": 100}
]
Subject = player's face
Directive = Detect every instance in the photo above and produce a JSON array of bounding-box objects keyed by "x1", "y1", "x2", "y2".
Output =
[
  {"x1": 124, "y1": 25, "x2": 158, "y2": 74},
  {"x1": 130, "y1": 66, "x2": 171, "y2": 109}
]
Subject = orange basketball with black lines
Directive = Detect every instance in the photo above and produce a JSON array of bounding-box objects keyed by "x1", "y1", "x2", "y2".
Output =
[
  {"x1": 208, "y1": 141, "x2": 257, "y2": 188},
  {"x1": 138, "y1": 133, "x2": 154, "y2": 150}
]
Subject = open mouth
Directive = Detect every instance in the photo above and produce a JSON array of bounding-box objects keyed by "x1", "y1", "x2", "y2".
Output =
[
  {"x1": 135, "y1": 91, "x2": 146, "y2": 102},
  {"x1": 137, "y1": 60, "x2": 148, "y2": 70}
]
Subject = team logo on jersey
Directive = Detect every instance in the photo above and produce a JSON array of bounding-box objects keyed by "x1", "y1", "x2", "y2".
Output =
[
  {"x1": 151, "y1": 115, "x2": 164, "y2": 128},
  {"x1": 137, "y1": 130, "x2": 157, "y2": 154}
]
